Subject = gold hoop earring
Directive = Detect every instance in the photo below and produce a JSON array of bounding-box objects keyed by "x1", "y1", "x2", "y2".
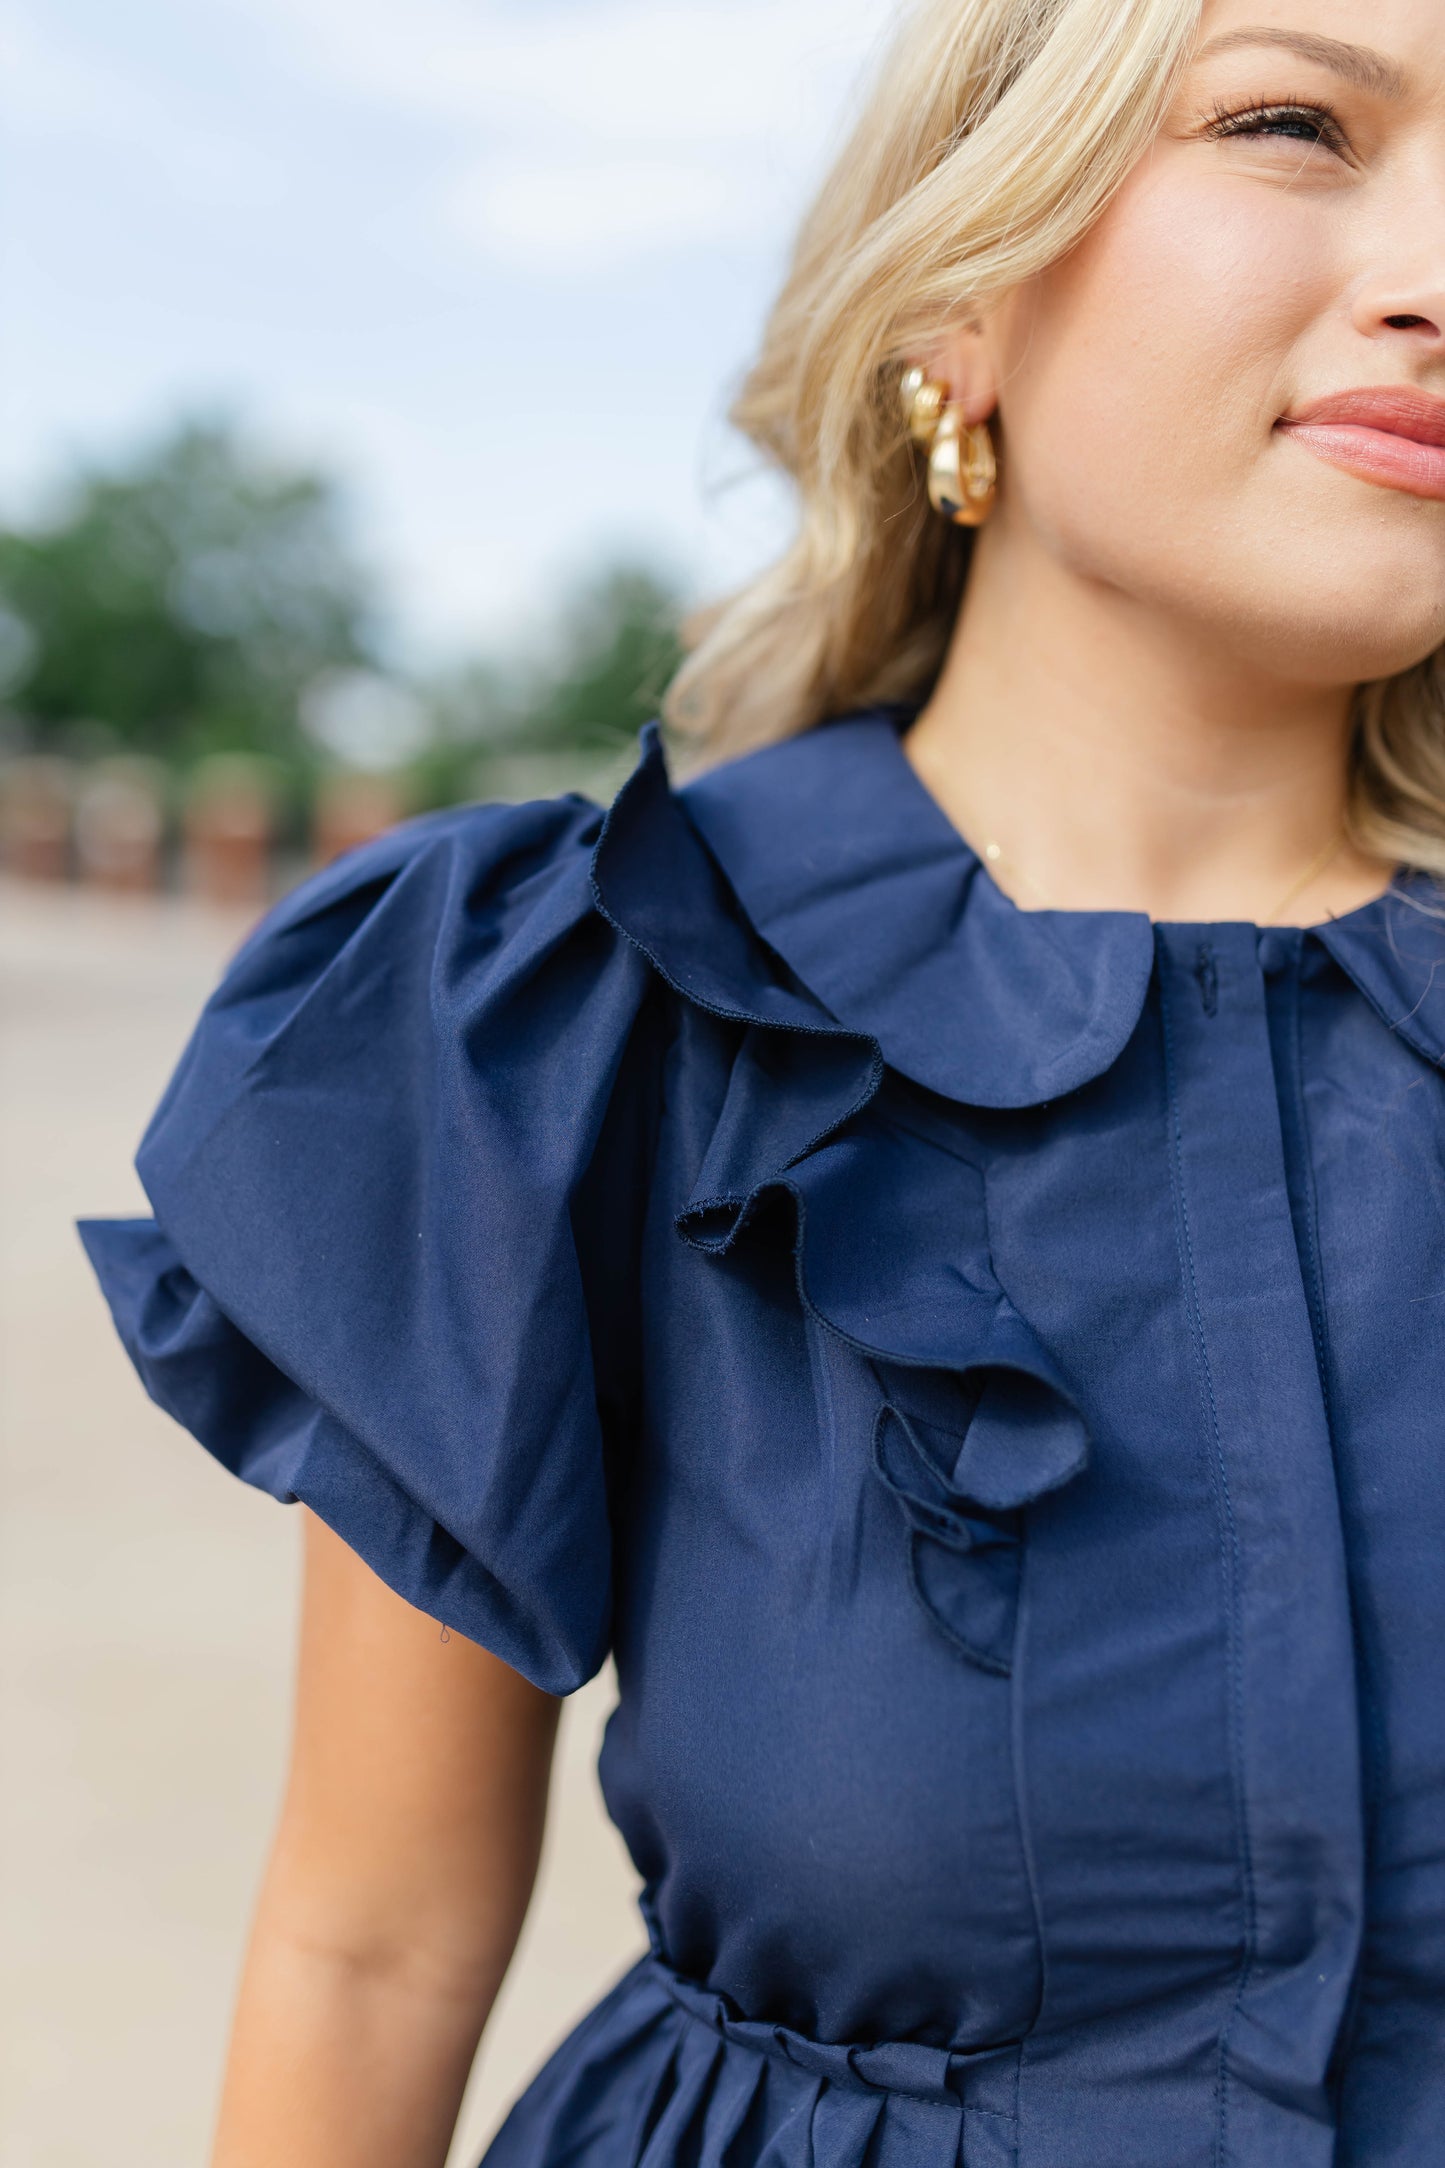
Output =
[
  {"x1": 928, "y1": 406, "x2": 997, "y2": 527},
  {"x1": 899, "y1": 365, "x2": 997, "y2": 528}
]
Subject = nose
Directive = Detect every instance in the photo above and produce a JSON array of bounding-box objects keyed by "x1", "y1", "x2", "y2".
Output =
[{"x1": 1352, "y1": 244, "x2": 1445, "y2": 347}]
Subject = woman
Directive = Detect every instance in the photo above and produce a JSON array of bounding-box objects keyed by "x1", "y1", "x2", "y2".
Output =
[{"x1": 81, "y1": 0, "x2": 1445, "y2": 2160}]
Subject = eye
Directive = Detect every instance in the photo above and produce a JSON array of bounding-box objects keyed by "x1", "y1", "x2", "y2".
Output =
[{"x1": 1204, "y1": 98, "x2": 1350, "y2": 159}]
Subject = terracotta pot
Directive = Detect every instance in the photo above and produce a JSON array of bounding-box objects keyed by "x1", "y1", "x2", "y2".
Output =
[
  {"x1": 183, "y1": 758, "x2": 276, "y2": 908},
  {"x1": 0, "y1": 757, "x2": 78, "y2": 882},
  {"x1": 74, "y1": 760, "x2": 167, "y2": 893},
  {"x1": 312, "y1": 772, "x2": 405, "y2": 869}
]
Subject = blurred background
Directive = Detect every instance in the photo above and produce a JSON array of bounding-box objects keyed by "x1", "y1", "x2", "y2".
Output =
[{"x1": 0, "y1": 0, "x2": 897, "y2": 2161}]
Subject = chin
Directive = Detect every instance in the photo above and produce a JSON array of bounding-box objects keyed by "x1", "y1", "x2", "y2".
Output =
[
  {"x1": 1303, "y1": 597, "x2": 1445, "y2": 685},
  {"x1": 1200, "y1": 548, "x2": 1445, "y2": 689},
  {"x1": 1266, "y1": 498, "x2": 1445, "y2": 679},
  {"x1": 1233, "y1": 608, "x2": 1445, "y2": 688}
]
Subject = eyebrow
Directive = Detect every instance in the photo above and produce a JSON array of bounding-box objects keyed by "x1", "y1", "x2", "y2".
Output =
[{"x1": 1194, "y1": 28, "x2": 1410, "y2": 102}]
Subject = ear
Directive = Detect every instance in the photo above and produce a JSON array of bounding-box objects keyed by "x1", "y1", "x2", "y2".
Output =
[{"x1": 910, "y1": 319, "x2": 1000, "y2": 427}]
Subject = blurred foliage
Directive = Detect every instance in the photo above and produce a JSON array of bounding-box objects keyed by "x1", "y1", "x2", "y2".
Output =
[
  {"x1": 0, "y1": 418, "x2": 686, "y2": 815},
  {"x1": 411, "y1": 565, "x2": 685, "y2": 809},
  {"x1": 0, "y1": 421, "x2": 375, "y2": 769},
  {"x1": 524, "y1": 565, "x2": 685, "y2": 752}
]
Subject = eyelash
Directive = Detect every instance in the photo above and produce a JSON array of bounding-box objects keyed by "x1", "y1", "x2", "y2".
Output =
[{"x1": 1204, "y1": 95, "x2": 1350, "y2": 158}]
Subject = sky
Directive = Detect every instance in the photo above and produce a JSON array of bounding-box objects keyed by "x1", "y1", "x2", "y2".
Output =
[{"x1": 1, "y1": 0, "x2": 900, "y2": 665}]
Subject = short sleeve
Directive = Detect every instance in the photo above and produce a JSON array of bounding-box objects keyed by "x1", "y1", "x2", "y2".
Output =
[{"x1": 79, "y1": 792, "x2": 658, "y2": 1695}]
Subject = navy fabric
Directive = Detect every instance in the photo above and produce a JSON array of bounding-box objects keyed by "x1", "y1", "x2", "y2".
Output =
[{"x1": 80, "y1": 710, "x2": 1445, "y2": 2165}]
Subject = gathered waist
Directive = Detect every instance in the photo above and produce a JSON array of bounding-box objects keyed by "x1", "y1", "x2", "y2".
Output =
[
  {"x1": 643, "y1": 1948, "x2": 1022, "y2": 2117},
  {"x1": 483, "y1": 1948, "x2": 1345, "y2": 2168}
]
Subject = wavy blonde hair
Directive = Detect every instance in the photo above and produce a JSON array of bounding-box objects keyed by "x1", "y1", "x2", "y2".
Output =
[{"x1": 664, "y1": 0, "x2": 1445, "y2": 880}]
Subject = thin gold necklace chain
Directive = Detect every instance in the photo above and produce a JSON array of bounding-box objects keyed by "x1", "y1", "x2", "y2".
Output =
[
  {"x1": 1261, "y1": 825, "x2": 1349, "y2": 928},
  {"x1": 980, "y1": 823, "x2": 1349, "y2": 927}
]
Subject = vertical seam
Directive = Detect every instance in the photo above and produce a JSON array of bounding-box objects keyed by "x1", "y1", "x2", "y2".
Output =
[
  {"x1": 1012, "y1": 1517, "x2": 1049, "y2": 2033},
  {"x1": 1289, "y1": 974, "x2": 1336, "y2": 1432},
  {"x1": 1160, "y1": 979, "x2": 1258, "y2": 2168},
  {"x1": 983, "y1": 1148, "x2": 1050, "y2": 2143},
  {"x1": 1291, "y1": 963, "x2": 1373, "y2": 2112}
]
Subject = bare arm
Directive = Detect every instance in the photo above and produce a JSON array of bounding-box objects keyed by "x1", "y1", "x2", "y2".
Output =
[{"x1": 211, "y1": 1510, "x2": 561, "y2": 2168}]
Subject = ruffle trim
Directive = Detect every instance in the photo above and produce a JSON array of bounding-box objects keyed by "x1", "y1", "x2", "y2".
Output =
[
  {"x1": 717, "y1": 1141, "x2": 1091, "y2": 1677},
  {"x1": 78, "y1": 1216, "x2": 606, "y2": 1693},
  {"x1": 594, "y1": 732, "x2": 1095, "y2": 1674},
  {"x1": 81, "y1": 793, "x2": 648, "y2": 1697}
]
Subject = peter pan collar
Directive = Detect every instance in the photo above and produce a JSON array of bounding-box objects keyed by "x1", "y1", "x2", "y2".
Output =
[
  {"x1": 679, "y1": 707, "x2": 1445, "y2": 1107},
  {"x1": 680, "y1": 709, "x2": 1157, "y2": 1109},
  {"x1": 1315, "y1": 883, "x2": 1445, "y2": 1069}
]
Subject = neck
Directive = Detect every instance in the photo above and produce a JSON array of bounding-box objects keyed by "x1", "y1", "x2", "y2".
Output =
[{"x1": 906, "y1": 520, "x2": 1393, "y2": 925}]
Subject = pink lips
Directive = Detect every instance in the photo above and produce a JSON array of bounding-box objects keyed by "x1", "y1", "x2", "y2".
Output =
[{"x1": 1278, "y1": 387, "x2": 1445, "y2": 500}]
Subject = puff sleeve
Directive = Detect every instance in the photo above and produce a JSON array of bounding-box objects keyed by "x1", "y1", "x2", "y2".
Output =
[{"x1": 78, "y1": 792, "x2": 658, "y2": 1694}]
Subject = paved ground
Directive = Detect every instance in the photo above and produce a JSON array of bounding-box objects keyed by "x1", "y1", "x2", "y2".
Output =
[{"x1": 0, "y1": 877, "x2": 644, "y2": 2168}]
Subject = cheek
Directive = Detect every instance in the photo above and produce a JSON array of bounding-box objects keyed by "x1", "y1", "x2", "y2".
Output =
[
  {"x1": 985, "y1": 162, "x2": 1445, "y2": 676},
  {"x1": 997, "y1": 176, "x2": 1333, "y2": 558}
]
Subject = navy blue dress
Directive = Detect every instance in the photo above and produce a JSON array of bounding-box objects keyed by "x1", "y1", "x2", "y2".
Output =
[{"x1": 81, "y1": 710, "x2": 1445, "y2": 2167}]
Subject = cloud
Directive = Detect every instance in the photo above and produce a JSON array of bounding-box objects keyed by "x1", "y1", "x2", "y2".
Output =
[
  {"x1": 0, "y1": 4, "x2": 282, "y2": 207},
  {"x1": 446, "y1": 155, "x2": 753, "y2": 273},
  {"x1": 224, "y1": 0, "x2": 898, "y2": 271}
]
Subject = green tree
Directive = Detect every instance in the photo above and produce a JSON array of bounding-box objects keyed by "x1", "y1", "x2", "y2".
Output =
[
  {"x1": 0, "y1": 420, "x2": 378, "y2": 763},
  {"x1": 408, "y1": 563, "x2": 687, "y2": 808},
  {"x1": 522, "y1": 564, "x2": 685, "y2": 752}
]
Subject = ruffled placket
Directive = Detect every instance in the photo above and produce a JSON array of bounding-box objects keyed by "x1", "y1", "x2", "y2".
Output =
[{"x1": 595, "y1": 729, "x2": 1101, "y2": 1683}]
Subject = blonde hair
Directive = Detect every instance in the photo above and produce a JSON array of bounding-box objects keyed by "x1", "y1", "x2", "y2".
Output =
[{"x1": 664, "y1": 0, "x2": 1445, "y2": 881}]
